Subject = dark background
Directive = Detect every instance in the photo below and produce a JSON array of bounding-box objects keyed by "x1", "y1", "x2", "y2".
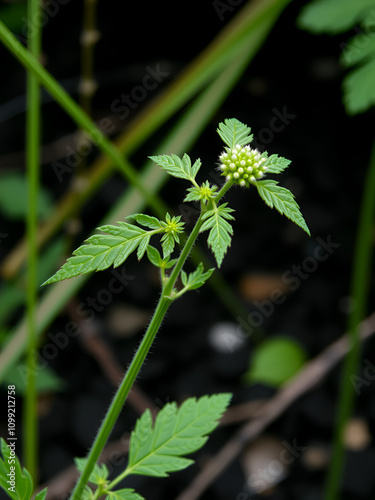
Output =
[{"x1": 1, "y1": 0, "x2": 375, "y2": 499}]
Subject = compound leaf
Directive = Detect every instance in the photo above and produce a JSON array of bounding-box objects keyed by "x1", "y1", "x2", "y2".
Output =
[
  {"x1": 106, "y1": 489, "x2": 144, "y2": 500},
  {"x1": 297, "y1": 0, "x2": 375, "y2": 34},
  {"x1": 263, "y1": 154, "x2": 291, "y2": 174},
  {"x1": 255, "y1": 180, "x2": 310, "y2": 235},
  {"x1": 181, "y1": 263, "x2": 215, "y2": 291},
  {"x1": 0, "y1": 438, "x2": 35, "y2": 500},
  {"x1": 126, "y1": 394, "x2": 231, "y2": 477},
  {"x1": 149, "y1": 154, "x2": 200, "y2": 184},
  {"x1": 43, "y1": 220, "x2": 162, "y2": 285},
  {"x1": 200, "y1": 203, "x2": 235, "y2": 267},
  {"x1": 217, "y1": 118, "x2": 253, "y2": 149}
]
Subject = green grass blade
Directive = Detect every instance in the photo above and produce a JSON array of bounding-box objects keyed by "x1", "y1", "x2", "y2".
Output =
[{"x1": 24, "y1": 0, "x2": 42, "y2": 482}]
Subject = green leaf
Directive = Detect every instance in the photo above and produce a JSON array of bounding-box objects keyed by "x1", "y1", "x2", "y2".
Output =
[
  {"x1": 297, "y1": 0, "x2": 375, "y2": 34},
  {"x1": 184, "y1": 186, "x2": 202, "y2": 203},
  {"x1": 342, "y1": 59, "x2": 375, "y2": 114},
  {"x1": 106, "y1": 489, "x2": 144, "y2": 500},
  {"x1": 127, "y1": 214, "x2": 163, "y2": 230},
  {"x1": 263, "y1": 154, "x2": 291, "y2": 175},
  {"x1": 146, "y1": 246, "x2": 177, "y2": 269},
  {"x1": 126, "y1": 394, "x2": 231, "y2": 477},
  {"x1": 340, "y1": 33, "x2": 375, "y2": 68},
  {"x1": 217, "y1": 118, "x2": 253, "y2": 149},
  {"x1": 43, "y1": 220, "x2": 162, "y2": 285},
  {"x1": 149, "y1": 154, "x2": 200, "y2": 184},
  {"x1": 1, "y1": 363, "x2": 65, "y2": 395},
  {"x1": 74, "y1": 458, "x2": 109, "y2": 485},
  {"x1": 146, "y1": 245, "x2": 162, "y2": 267},
  {"x1": 0, "y1": 173, "x2": 53, "y2": 221},
  {"x1": 0, "y1": 438, "x2": 35, "y2": 500},
  {"x1": 160, "y1": 232, "x2": 176, "y2": 259},
  {"x1": 255, "y1": 180, "x2": 310, "y2": 236},
  {"x1": 243, "y1": 337, "x2": 307, "y2": 387},
  {"x1": 181, "y1": 263, "x2": 215, "y2": 291},
  {"x1": 200, "y1": 203, "x2": 235, "y2": 267},
  {"x1": 34, "y1": 488, "x2": 48, "y2": 500}
]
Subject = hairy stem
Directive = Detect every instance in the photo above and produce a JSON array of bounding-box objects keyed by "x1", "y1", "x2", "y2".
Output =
[
  {"x1": 70, "y1": 295, "x2": 172, "y2": 500},
  {"x1": 70, "y1": 181, "x2": 232, "y2": 498}
]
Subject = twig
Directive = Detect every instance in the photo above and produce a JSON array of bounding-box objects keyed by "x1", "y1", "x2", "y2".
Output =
[{"x1": 176, "y1": 312, "x2": 375, "y2": 500}]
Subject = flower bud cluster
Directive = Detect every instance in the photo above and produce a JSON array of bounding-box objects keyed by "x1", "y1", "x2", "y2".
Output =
[{"x1": 219, "y1": 144, "x2": 267, "y2": 187}]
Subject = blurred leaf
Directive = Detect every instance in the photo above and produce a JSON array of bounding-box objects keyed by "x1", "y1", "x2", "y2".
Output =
[
  {"x1": 244, "y1": 337, "x2": 307, "y2": 387},
  {"x1": 0, "y1": 4, "x2": 28, "y2": 34},
  {"x1": 1, "y1": 363, "x2": 65, "y2": 395},
  {"x1": 298, "y1": 0, "x2": 375, "y2": 114},
  {"x1": 342, "y1": 59, "x2": 375, "y2": 115},
  {"x1": 0, "y1": 173, "x2": 53, "y2": 220},
  {"x1": 297, "y1": 0, "x2": 375, "y2": 34}
]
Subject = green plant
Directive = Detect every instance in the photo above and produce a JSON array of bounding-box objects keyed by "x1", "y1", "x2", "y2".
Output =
[
  {"x1": 298, "y1": 3, "x2": 375, "y2": 500},
  {"x1": 41, "y1": 118, "x2": 309, "y2": 499},
  {"x1": 0, "y1": 118, "x2": 309, "y2": 499}
]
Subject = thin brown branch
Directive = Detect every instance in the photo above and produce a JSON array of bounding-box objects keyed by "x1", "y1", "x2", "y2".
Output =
[{"x1": 176, "y1": 312, "x2": 375, "y2": 500}]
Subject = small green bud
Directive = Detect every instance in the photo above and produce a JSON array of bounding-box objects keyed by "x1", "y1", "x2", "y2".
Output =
[{"x1": 219, "y1": 144, "x2": 267, "y2": 187}]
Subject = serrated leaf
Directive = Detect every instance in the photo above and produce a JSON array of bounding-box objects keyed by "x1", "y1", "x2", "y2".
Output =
[
  {"x1": 263, "y1": 154, "x2": 291, "y2": 174},
  {"x1": 200, "y1": 203, "x2": 235, "y2": 267},
  {"x1": 0, "y1": 438, "x2": 35, "y2": 500},
  {"x1": 74, "y1": 458, "x2": 109, "y2": 485},
  {"x1": 342, "y1": 59, "x2": 375, "y2": 114},
  {"x1": 43, "y1": 221, "x2": 162, "y2": 285},
  {"x1": 127, "y1": 214, "x2": 163, "y2": 230},
  {"x1": 149, "y1": 154, "x2": 200, "y2": 184},
  {"x1": 255, "y1": 180, "x2": 310, "y2": 235},
  {"x1": 297, "y1": 0, "x2": 375, "y2": 34},
  {"x1": 106, "y1": 489, "x2": 144, "y2": 500},
  {"x1": 217, "y1": 118, "x2": 254, "y2": 149},
  {"x1": 182, "y1": 263, "x2": 215, "y2": 291},
  {"x1": 160, "y1": 232, "x2": 176, "y2": 259},
  {"x1": 184, "y1": 186, "x2": 201, "y2": 203},
  {"x1": 126, "y1": 394, "x2": 231, "y2": 477}
]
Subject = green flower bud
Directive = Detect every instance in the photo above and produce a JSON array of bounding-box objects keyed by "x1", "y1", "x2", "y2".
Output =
[{"x1": 219, "y1": 144, "x2": 267, "y2": 187}]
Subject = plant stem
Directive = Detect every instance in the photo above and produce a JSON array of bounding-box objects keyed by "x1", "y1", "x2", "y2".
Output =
[
  {"x1": 324, "y1": 140, "x2": 375, "y2": 500},
  {"x1": 70, "y1": 179, "x2": 233, "y2": 498},
  {"x1": 24, "y1": 0, "x2": 41, "y2": 483},
  {"x1": 69, "y1": 295, "x2": 172, "y2": 500}
]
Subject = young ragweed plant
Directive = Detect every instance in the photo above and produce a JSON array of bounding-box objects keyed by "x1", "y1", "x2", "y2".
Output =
[{"x1": 35, "y1": 119, "x2": 309, "y2": 500}]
